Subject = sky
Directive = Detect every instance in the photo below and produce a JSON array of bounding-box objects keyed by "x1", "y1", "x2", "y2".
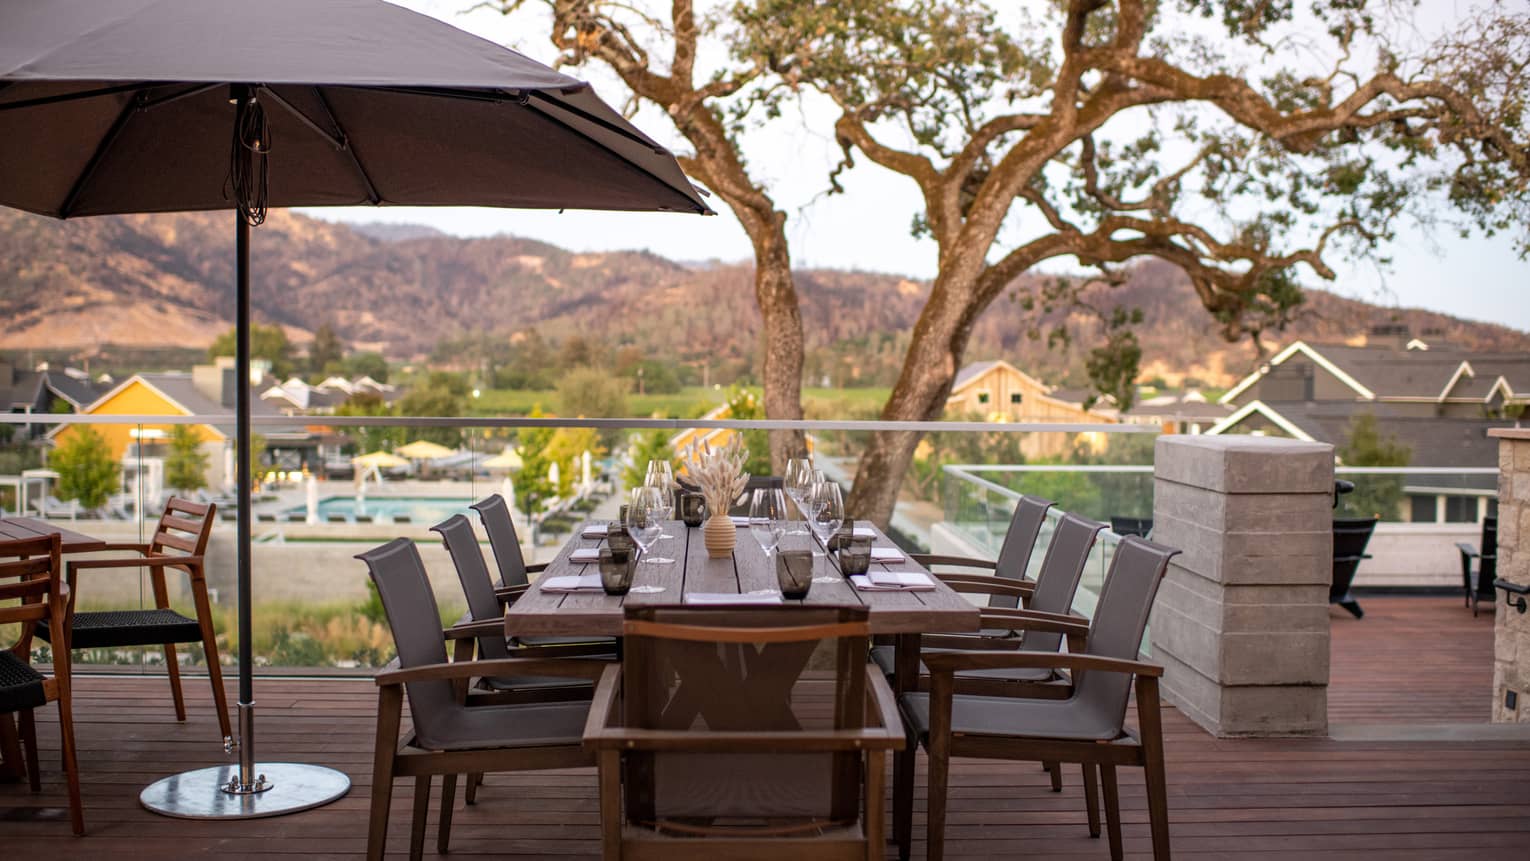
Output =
[{"x1": 305, "y1": 0, "x2": 1530, "y2": 333}]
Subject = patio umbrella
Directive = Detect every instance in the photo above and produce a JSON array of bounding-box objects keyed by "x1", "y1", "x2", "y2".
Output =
[
  {"x1": 0, "y1": 0, "x2": 707, "y2": 820},
  {"x1": 483, "y1": 447, "x2": 525, "y2": 471},
  {"x1": 395, "y1": 439, "x2": 455, "y2": 460},
  {"x1": 351, "y1": 450, "x2": 410, "y2": 470}
]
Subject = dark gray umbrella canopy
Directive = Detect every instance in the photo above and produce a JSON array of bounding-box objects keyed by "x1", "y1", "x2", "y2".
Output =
[{"x1": 0, "y1": 0, "x2": 709, "y2": 216}]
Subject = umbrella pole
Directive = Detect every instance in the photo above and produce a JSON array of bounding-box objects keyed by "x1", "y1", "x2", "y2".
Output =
[{"x1": 139, "y1": 115, "x2": 349, "y2": 817}]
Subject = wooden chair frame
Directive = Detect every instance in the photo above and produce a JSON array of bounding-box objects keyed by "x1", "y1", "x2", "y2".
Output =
[
  {"x1": 0, "y1": 534, "x2": 83, "y2": 835},
  {"x1": 584, "y1": 611, "x2": 905, "y2": 861},
  {"x1": 56, "y1": 497, "x2": 230, "y2": 739}
]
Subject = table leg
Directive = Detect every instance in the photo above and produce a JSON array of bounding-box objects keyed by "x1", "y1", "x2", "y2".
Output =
[
  {"x1": 892, "y1": 632, "x2": 919, "y2": 860},
  {"x1": 0, "y1": 712, "x2": 24, "y2": 782}
]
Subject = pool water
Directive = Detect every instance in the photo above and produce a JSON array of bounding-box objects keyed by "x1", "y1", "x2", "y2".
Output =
[{"x1": 282, "y1": 496, "x2": 476, "y2": 524}]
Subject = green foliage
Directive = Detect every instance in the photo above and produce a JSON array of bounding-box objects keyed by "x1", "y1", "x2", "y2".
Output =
[
  {"x1": 342, "y1": 351, "x2": 390, "y2": 383},
  {"x1": 164, "y1": 425, "x2": 209, "y2": 494},
  {"x1": 397, "y1": 372, "x2": 469, "y2": 447},
  {"x1": 543, "y1": 427, "x2": 606, "y2": 496},
  {"x1": 624, "y1": 429, "x2": 677, "y2": 492},
  {"x1": 51, "y1": 426, "x2": 119, "y2": 510},
  {"x1": 513, "y1": 406, "x2": 557, "y2": 515},
  {"x1": 307, "y1": 322, "x2": 345, "y2": 377},
  {"x1": 335, "y1": 391, "x2": 400, "y2": 454},
  {"x1": 721, "y1": 387, "x2": 774, "y2": 477},
  {"x1": 208, "y1": 323, "x2": 295, "y2": 378},
  {"x1": 1337, "y1": 412, "x2": 1411, "y2": 519},
  {"x1": 556, "y1": 366, "x2": 630, "y2": 419}
]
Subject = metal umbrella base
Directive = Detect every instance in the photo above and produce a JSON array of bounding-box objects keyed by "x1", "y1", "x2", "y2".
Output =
[{"x1": 140, "y1": 762, "x2": 350, "y2": 819}]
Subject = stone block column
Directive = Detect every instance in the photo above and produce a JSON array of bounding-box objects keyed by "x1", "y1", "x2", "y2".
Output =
[
  {"x1": 1490, "y1": 428, "x2": 1530, "y2": 723},
  {"x1": 1150, "y1": 435, "x2": 1334, "y2": 737}
]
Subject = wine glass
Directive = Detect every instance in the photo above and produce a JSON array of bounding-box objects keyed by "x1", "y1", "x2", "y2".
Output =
[
  {"x1": 809, "y1": 478, "x2": 843, "y2": 553},
  {"x1": 783, "y1": 456, "x2": 813, "y2": 535},
  {"x1": 748, "y1": 487, "x2": 787, "y2": 560},
  {"x1": 644, "y1": 459, "x2": 677, "y2": 539},
  {"x1": 626, "y1": 486, "x2": 672, "y2": 565}
]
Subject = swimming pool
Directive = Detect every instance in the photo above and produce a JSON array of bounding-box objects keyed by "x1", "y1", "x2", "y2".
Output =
[{"x1": 281, "y1": 496, "x2": 477, "y2": 524}]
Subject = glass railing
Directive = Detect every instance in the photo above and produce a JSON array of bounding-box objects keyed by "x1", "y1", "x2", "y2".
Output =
[{"x1": 1, "y1": 412, "x2": 1159, "y2": 674}]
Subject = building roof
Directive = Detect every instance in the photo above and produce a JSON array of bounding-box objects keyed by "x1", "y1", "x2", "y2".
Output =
[
  {"x1": 1210, "y1": 399, "x2": 1513, "y2": 469},
  {"x1": 1222, "y1": 340, "x2": 1530, "y2": 405},
  {"x1": 66, "y1": 372, "x2": 311, "y2": 441}
]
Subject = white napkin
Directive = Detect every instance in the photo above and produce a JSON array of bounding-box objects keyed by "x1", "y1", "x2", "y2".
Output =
[
  {"x1": 539, "y1": 574, "x2": 605, "y2": 592},
  {"x1": 870, "y1": 547, "x2": 905, "y2": 562},
  {"x1": 580, "y1": 523, "x2": 609, "y2": 538},
  {"x1": 684, "y1": 591, "x2": 783, "y2": 605},
  {"x1": 569, "y1": 548, "x2": 602, "y2": 563},
  {"x1": 850, "y1": 571, "x2": 934, "y2": 592},
  {"x1": 852, "y1": 527, "x2": 876, "y2": 539}
]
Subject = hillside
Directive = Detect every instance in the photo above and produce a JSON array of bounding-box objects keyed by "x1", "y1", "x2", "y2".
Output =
[{"x1": 2, "y1": 208, "x2": 1526, "y2": 388}]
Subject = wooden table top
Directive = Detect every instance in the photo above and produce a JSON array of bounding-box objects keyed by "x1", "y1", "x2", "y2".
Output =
[
  {"x1": 504, "y1": 520, "x2": 980, "y2": 638},
  {"x1": 0, "y1": 516, "x2": 107, "y2": 553}
]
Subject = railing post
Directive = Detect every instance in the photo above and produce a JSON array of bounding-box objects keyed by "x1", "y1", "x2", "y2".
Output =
[
  {"x1": 1490, "y1": 429, "x2": 1530, "y2": 722},
  {"x1": 1150, "y1": 434, "x2": 1334, "y2": 737}
]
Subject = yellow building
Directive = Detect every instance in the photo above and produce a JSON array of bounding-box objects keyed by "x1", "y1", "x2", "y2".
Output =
[{"x1": 944, "y1": 360, "x2": 1116, "y2": 459}]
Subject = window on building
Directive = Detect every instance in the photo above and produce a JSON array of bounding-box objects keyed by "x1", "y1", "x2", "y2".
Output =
[
  {"x1": 1010, "y1": 393, "x2": 1023, "y2": 404},
  {"x1": 1444, "y1": 495, "x2": 1480, "y2": 524},
  {"x1": 1409, "y1": 495, "x2": 1438, "y2": 523},
  {"x1": 977, "y1": 391, "x2": 990, "y2": 404}
]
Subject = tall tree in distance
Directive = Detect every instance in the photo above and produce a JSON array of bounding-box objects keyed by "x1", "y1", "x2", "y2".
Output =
[
  {"x1": 51, "y1": 426, "x2": 119, "y2": 512},
  {"x1": 209, "y1": 323, "x2": 295, "y2": 379},
  {"x1": 733, "y1": 0, "x2": 1530, "y2": 523},
  {"x1": 308, "y1": 321, "x2": 346, "y2": 377},
  {"x1": 164, "y1": 425, "x2": 210, "y2": 495},
  {"x1": 484, "y1": 0, "x2": 809, "y2": 470}
]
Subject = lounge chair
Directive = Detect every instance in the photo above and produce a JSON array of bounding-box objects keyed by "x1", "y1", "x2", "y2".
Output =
[
  {"x1": 257, "y1": 513, "x2": 277, "y2": 523},
  {"x1": 896, "y1": 536, "x2": 1181, "y2": 861},
  {"x1": 392, "y1": 514, "x2": 412, "y2": 524},
  {"x1": 357, "y1": 538, "x2": 605, "y2": 860},
  {"x1": 1109, "y1": 516, "x2": 1153, "y2": 538},
  {"x1": 35, "y1": 497, "x2": 231, "y2": 741},
  {"x1": 1457, "y1": 517, "x2": 1498, "y2": 617},
  {"x1": 0, "y1": 534, "x2": 83, "y2": 835},
  {"x1": 31, "y1": 495, "x2": 83, "y2": 520},
  {"x1": 1331, "y1": 517, "x2": 1378, "y2": 619},
  {"x1": 586, "y1": 605, "x2": 903, "y2": 860}
]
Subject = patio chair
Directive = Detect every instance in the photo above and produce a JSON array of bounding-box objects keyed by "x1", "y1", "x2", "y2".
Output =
[
  {"x1": 1331, "y1": 517, "x2": 1378, "y2": 620},
  {"x1": 358, "y1": 538, "x2": 605, "y2": 861},
  {"x1": 34, "y1": 497, "x2": 231, "y2": 740},
  {"x1": 0, "y1": 534, "x2": 83, "y2": 835},
  {"x1": 896, "y1": 535, "x2": 1180, "y2": 861},
  {"x1": 470, "y1": 493, "x2": 616, "y2": 652},
  {"x1": 584, "y1": 605, "x2": 904, "y2": 860},
  {"x1": 1457, "y1": 517, "x2": 1497, "y2": 617}
]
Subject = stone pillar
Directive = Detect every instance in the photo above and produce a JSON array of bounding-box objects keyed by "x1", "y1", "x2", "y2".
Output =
[
  {"x1": 1490, "y1": 428, "x2": 1530, "y2": 723},
  {"x1": 1150, "y1": 435, "x2": 1334, "y2": 737}
]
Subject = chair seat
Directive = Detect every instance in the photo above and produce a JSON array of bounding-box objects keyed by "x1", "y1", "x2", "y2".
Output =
[
  {"x1": 415, "y1": 700, "x2": 590, "y2": 751},
  {"x1": 36, "y1": 609, "x2": 203, "y2": 649},
  {"x1": 869, "y1": 644, "x2": 1056, "y2": 683},
  {"x1": 901, "y1": 691, "x2": 1125, "y2": 743},
  {"x1": 0, "y1": 651, "x2": 47, "y2": 712}
]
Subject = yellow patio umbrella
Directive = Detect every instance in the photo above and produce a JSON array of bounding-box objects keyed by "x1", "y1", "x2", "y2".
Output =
[
  {"x1": 483, "y1": 448, "x2": 525, "y2": 471},
  {"x1": 396, "y1": 439, "x2": 456, "y2": 460},
  {"x1": 352, "y1": 450, "x2": 410, "y2": 470}
]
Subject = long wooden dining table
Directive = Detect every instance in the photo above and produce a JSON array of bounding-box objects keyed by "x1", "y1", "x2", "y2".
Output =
[
  {"x1": 0, "y1": 516, "x2": 107, "y2": 553},
  {"x1": 503, "y1": 519, "x2": 979, "y2": 639}
]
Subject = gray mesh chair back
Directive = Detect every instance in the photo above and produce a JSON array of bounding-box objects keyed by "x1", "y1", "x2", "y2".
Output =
[
  {"x1": 357, "y1": 539, "x2": 458, "y2": 746},
  {"x1": 432, "y1": 514, "x2": 508, "y2": 661},
  {"x1": 470, "y1": 493, "x2": 528, "y2": 589},
  {"x1": 1074, "y1": 536, "x2": 1179, "y2": 730},
  {"x1": 621, "y1": 605, "x2": 870, "y2": 823},
  {"x1": 1020, "y1": 512, "x2": 1106, "y2": 653},
  {"x1": 987, "y1": 495, "x2": 1053, "y2": 609}
]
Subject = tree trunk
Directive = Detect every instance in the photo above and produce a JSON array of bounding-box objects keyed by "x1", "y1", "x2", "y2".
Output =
[
  {"x1": 750, "y1": 227, "x2": 807, "y2": 473},
  {"x1": 846, "y1": 266, "x2": 983, "y2": 527}
]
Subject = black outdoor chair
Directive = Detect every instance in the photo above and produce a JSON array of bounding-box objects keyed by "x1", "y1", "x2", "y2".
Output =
[
  {"x1": 1457, "y1": 517, "x2": 1497, "y2": 617},
  {"x1": 1331, "y1": 517, "x2": 1378, "y2": 620}
]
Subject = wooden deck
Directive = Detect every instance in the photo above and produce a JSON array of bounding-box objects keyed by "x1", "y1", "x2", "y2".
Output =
[{"x1": 3, "y1": 596, "x2": 1528, "y2": 858}]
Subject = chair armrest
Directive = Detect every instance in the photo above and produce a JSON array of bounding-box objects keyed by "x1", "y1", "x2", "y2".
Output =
[
  {"x1": 96, "y1": 542, "x2": 153, "y2": 554},
  {"x1": 584, "y1": 725, "x2": 903, "y2": 752},
  {"x1": 911, "y1": 554, "x2": 997, "y2": 571},
  {"x1": 979, "y1": 607, "x2": 1090, "y2": 636},
  {"x1": 1456, "y1": 542, "x2": 1479, "y2": 560},
  {"x1": 443, "y1": 619, "x2": 505, "y2": 641},
  {"x1": 582, "y1": 664, "x2": 623, "y2": 743},
  {"x1": 509, "y1": 641, "x2": 617, "y2": 658},
  {"x1": 922, "y1": 649, "x2": 1163, "y2": 678},
  {"x1": 933, "y1": 573, "x2": 1034, "y2": 599},
  {"x1": 865, "y1": 666, "x2": 904, "y2": 741},
  {"x1": 376, "y1": 657, "x2": 610, "y2": 686},
  {"x1": 494, "y1": 584, "x2": 531, "y2": 602},
  {"x1": 68, "y1": 554, "x2": 204, "y2": 574},
  {"x1": 526, "y1": 562, "x2": 549, "y2": 574}
]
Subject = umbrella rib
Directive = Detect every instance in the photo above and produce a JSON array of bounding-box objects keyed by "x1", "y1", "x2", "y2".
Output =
[
  {"x1": 0, "y1": 81, "x2": 146, "y2": 113},
  {"x1": 60, "y1": 89, "x2": 145, "y2": 217},
  {"x1": 257, "y1": 85, "x2": 346, "y2": 149},
  {"x1": 524, "y1": 90, "x2": 663, "y2": 153},
  {"x1": 312, "y1": 87, "x2": 383, "y2": 206}
]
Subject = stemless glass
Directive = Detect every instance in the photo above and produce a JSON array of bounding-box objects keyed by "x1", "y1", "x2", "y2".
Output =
[
  {"x1": 748, "y1": 487, "x2": 788, "y2": 560},
  {"x1": 626, "y1": 486, "x2": 672, "y2": 565}
]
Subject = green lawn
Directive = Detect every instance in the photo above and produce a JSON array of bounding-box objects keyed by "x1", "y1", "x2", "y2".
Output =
[{"x1": 469, "y1": 385, "x2": 890, "y2": 421}]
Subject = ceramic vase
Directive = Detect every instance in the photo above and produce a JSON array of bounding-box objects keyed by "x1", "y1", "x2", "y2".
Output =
[{"x1": 703, "y1": 513, "x2": 735, "y2": 558}]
